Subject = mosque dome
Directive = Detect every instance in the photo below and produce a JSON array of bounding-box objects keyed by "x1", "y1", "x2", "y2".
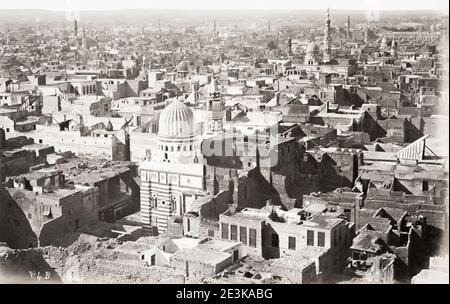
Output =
[
  {"x1": 176, "y1": 60, "x2": 189, "y2": 72},
  {"x1": 306, "y1": 41, "x2": 318, "y2": 54},
  {"x1": 158, "y1": 99, "x2": 194, "y2": 138}
]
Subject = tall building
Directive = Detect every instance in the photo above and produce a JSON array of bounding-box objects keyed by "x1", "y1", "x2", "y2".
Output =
[
  {"x1": 204, "y1": 77, "x2": 225, "y2": 134},
  {"x1": 323, "y1": 9, "x2": 332, "y2": 63},
  {"x1": 140, "y1": 99, "x2": 206, "y2": 235},
  {"x1": 347, "y1": 15, "x2": 351, "y2": 39},
  {"x1": 74, "y1": 20, "x2": 78, "y2": 37},
  {"x1": 287, "y1": 37, "x2": 292, "y2": 56},
  {"x1": 390, "y1": 39, "x2": 397, "y2": 57}
]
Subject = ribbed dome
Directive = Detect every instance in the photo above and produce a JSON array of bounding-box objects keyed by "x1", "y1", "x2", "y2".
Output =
[
  {"x1": 158, "y1": 100, "x2": 194, "y2": 138},
  {"x1": 306, "y1": 41, "x2": 318, "y2": 54}
]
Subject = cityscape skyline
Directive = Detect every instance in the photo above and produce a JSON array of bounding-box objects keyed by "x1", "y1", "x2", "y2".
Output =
[{"x1": 0, "y1": 0, "x2": 448, "y2": 12}]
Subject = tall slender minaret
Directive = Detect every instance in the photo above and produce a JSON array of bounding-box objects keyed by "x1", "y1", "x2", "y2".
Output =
[
  {"x1": 323, "y1": 8, "x2": 332, "y2": 62},
  {"x1": 364, "y1": 26, "x2": 369, "y2": 44},
  {"x1": 5, "y1": 27, "x2": 9, "y2": 46},
  {"x1": 287, "y1": 37, "x2": 292, "y2": 56},
  {"x1": 74, "y1": 19, "x2": 78, "y2": 37},
  {"x1": 347, "y1": 15, "x2": 351, "y2": 39},
  {"x1": 213, "y1": 18, "x2": 217, "y2": 38},
  {"x1": 158, "y1": 18, "x2": 161, "y2": 35},
  {"x1": 267, "y1": 20, "x2": 271, "y2": 35}
]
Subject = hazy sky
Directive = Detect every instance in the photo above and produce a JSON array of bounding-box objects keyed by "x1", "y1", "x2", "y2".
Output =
[{"x1": 0, "y1": 0, "x2": 448, "y2": 11}]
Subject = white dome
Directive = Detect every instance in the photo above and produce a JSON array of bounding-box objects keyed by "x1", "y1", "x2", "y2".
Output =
[
  {"x1": 306, "y1": 41, "x2": 318, "y2": 54},
  {"x1": 158, "y1": 100, "x2": 194, "y2": 138}
]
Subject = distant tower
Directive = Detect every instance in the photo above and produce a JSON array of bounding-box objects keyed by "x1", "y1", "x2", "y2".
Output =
[
  {"x1": 347, "y1": 15, "x2": 351, "y2": 39},
  {"x1": 390, "y1": 39, "x2": 397, "y2": 57},
  {"x1": 267, "y1": 20, "x2": 271, "y2": 35},
  {"x1": 158, "y1": 18, "x2": 161, "y2": 35},
  {"x1": 5, "y1": 28, "x2": 9, "y2": 46},
  {"x1": 287, "y1": 37, "x2": 292, "y2": 56},
  {"x1": 74, "y1": 20, "x2": 78, "y2": 37},
  {"x1": 82, "y1": 27, "x2": 87, "y2": 48},
  {"x1": 213, "y1": 18, "x2": 217, "y2": 38},
  {"x1": 364, "y1": 27, "x2": 369, "y2": 44},
  {"x1": 323, "y1": 8, "x2": 332, "y2": 63},
  {"x1": 204, "y1": 76, "x2": 225, "y2": 134}
]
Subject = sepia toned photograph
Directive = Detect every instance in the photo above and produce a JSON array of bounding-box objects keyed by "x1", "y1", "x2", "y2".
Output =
[{"x1": 0, "y1": 0, "x2": 448, "y2": 288}]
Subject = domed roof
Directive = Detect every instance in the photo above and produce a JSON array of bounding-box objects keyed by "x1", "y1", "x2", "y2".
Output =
[
  {"x1": 176, "y1": 60, "x2": 189, "y2": 72},
  {"x1": 158, "y1": 99, "x2": 194, "y2": 138},
  {"x1": 306, "y1": 41, "x2": 318, "y2": 54}
]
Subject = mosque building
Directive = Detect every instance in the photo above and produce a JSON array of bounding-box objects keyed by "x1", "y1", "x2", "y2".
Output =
[
  {"x1": 285, "y1": 9, "x2": 356, "y2": 77},
  {"x1": 140, "y1": 98, "x2": 207, "y2": 235}
]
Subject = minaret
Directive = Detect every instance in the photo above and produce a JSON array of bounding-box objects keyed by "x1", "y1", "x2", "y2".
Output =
[
  {"x1": 82, "y1": 27, "x2": 87, "y2": 48},
  {"x1": 390, "y1": 38, "x2": 397, "y2": 57},
  {"x1": 323, "y1": 8, "x2": 332, "y2": 63},
  {"x1": 74, "y1": 20, "x2": 78, "y2": 37},
  {"x1": 267, "y1": 20, "x2": 271, "y2": 35},
  {"x1": 364, "y1": 26, "x2": 369, "y2": 44},
  {"x1": 347, "y1": 15, "x2": 351, "y2": 39},
  {"x1": 204, "y1": 76, "x2": 225, "y2": 134},
  {"x1": 287, "y1": 37, "x2": 292, "y2": 56},
  {"x1": 213, "y1": 18, "x2": 217, "y2": 38},
  {"x1": 158, "y1": 17, "x2": 161, "y2": 35},
  {"x1": 5, "y1": 27, "x2": 9, "y2": 47}
]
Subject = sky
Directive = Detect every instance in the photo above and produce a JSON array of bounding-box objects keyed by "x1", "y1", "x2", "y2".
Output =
[{"x1": 0, "y1": 0, "x2": 448, "y2": 11}]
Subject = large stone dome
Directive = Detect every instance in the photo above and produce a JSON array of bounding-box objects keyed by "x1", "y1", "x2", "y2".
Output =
[
  {"x1": 306, "y1": 41, "x2": 318, "y2": 54},
  {"x1": 176, "y1": 60, "x2": 189, "y2": 72},
  {"x1": 158, "y1": 99, "x2": 194, "y2": 138}
]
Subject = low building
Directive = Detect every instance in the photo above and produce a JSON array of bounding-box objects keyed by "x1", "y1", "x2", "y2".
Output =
[{"x1": 140, "y1": 237, "x2": 242, "y2": 278}]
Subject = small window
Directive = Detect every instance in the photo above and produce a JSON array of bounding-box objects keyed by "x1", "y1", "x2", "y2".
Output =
[
  {"x1": 318, "y1": 231, "x2": 325, "y2": 247},
  {"x1": 307, "y1": 230, "x2": 314, "y2": 246},
  {"x1": 422, "y1": 180, "x2": 429, "y2": 191},
  {"x1": 230, "y1": 225, "x2": 237, "y2": 241},
  {"x1": 249, "y1": 228, "x2": 257, "y2": 248},
  {"x1": 239, "y1": 226, "x2": 247, "y2": 245},
  {"x1": 288, "y1": 236, "x2": 296, "y2": 250},
  {"x1": 27, "y1": 213, "x2": 32, "y2": 219},
  {"x1": 221, "y1": 223, "x2": 229, "y2": 239},
  {"x1": 271, "y1": 234, "x2": 279, "y2": 248}
]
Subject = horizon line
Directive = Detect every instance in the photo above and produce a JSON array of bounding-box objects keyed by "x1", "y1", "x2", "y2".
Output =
[{"x1": 0, "y1": 8, "x2": 448, "y2": 12}]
